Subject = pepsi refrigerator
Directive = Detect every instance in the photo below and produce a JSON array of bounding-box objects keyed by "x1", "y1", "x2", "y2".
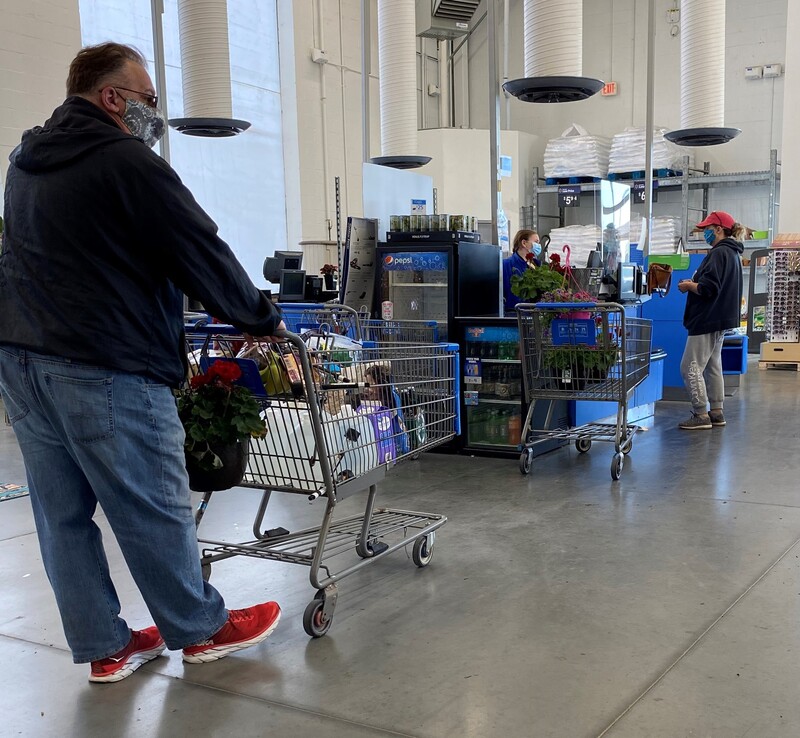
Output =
[{"x1": 375, "y1": 232, "x2": 502, "y2": 340}]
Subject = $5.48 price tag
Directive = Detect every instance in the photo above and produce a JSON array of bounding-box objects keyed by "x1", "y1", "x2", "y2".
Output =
[{"x1": 557, "y1": 185, "x2": 581, "y2": 208}]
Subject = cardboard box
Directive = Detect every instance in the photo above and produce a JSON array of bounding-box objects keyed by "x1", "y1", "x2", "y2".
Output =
[{"x1": 760, "y1": 342, "x2": 800, "y2": 362}]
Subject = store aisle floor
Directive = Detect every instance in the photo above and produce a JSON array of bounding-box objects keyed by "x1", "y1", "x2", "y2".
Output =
[{"x1": 1, "y1": 363, "x2": 800, "y2": 737}]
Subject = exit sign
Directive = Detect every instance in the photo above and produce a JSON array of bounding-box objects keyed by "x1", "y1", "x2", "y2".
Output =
[{"x1": 601, "y1": 82, "x2": 618, "y2": 96}]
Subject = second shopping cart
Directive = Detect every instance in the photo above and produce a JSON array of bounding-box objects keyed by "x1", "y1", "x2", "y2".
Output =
[{"x1": 516, "y1": 302, "x2": 652, "y2": 480}]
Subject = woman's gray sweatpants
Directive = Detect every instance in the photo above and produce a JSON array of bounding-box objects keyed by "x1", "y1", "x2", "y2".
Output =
[{"x1": 680, "y1": 331, "x2": 725, "y2": 414}]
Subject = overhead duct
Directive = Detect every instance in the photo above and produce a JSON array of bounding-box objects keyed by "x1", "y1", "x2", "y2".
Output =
[
  {"x1": 504, "y1": 0, "x2": 603, "y2": 103},
  {"x1": 416, "y1": 0, "x2": 480, "y2": 40},
  {"x1": 170, "y1": 0, "x2": 250, "y2": 137},
  {"x1": 372, "y1": 0, "x2": 430, "y2": 169},
  {"x1": 664, "y1": 0, "x2": 740, "y2": 146}
]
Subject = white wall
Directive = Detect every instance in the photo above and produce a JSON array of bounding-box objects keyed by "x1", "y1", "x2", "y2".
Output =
[
  {"x1": 417, "y1": 128, "x2": 541, "y2": 231},
  {"x1": 778, "y1": 0, "x2": 800, "y2": 233},
  {"x1": 0, "y1": 0, "x2": 82, "y2": 194},
  {"x1": 286, "y1": 0, "x2": 382, "y2": 245}
]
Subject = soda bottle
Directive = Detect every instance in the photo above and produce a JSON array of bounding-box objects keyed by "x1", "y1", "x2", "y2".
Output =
[
  {"x1": 496, "y1": 366, "x2": 510, "y2": 399},
  {"x1": 469, "y1": 406, "x2": 483, "y2": 445},
  {"x1": 508, "y1": 410, "x2": 522, "y2": 446},
  {"x1": 482, "y1": 365, "x2": 495, "y2": 398}
]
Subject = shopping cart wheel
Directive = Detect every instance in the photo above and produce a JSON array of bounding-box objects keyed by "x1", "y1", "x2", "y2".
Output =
[
  {"x1": 412, "y1": 535, "x2": 434, "y2": 567},
  {"x1": 519, "y1": 449, "x2": 533, "y2": 475},
  {"x1": 303, "y1": 596, "x2": 334, "y2": 638},
  {"x1": 611, "y1": 452, "x2": 624, "y2": 481},
  {"x1": 620, "y1": 436, "x2": 633, "y2": 455},
  {"x1": 201, "y1": 563, "x2": 212, "y2": 582},
  {"x1": 575, "y1": 438, "x2": 592, "y2": 454}
]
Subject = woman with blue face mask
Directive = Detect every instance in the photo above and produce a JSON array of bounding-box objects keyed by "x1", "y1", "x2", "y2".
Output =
[
  {"x1": 677, "y1": 211, "x2": 745, "y2": 430},
  {"x1": 503, "y1": 229, "x2": 541, "y2": 314}
]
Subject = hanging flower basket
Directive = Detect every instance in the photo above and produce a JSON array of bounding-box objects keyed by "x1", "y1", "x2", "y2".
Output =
[
  {"x1": 186, "y1": 440, "x2": 249, "y2": 492},
  {"x1": 177, "y1": 360, "x2": 266, "y2": 492}
]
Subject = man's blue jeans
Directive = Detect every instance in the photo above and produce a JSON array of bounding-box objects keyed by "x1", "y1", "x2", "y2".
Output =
[{"x1": 0, "y1": 346, "x2": 228, "y2": 662}]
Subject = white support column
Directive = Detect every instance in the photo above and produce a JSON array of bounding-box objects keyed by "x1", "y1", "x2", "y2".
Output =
[{"x1": 778, "y1": 1, "x2": 800, "y2": 232}]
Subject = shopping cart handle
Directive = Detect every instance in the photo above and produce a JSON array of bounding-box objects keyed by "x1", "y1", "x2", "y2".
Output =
[
  {"x1": 183, "y1": 322, "x2": 241, "y2": 335},
  {"x1": 534, "y1": 302, "x2": 598, "y2": 310}
]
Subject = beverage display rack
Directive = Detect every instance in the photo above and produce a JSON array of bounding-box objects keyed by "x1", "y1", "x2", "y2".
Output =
[{"x1": 463, "y1": 337, "x2": 524, "y2": 450}]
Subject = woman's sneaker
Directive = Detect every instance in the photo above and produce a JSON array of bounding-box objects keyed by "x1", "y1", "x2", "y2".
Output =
[
  {"x1": 89, "y1": 627, "x2": 165, "y2": 683},
  {"x1": 183, "y1": 602, "x2": 281, "y2": 663},
  {"x1": 709, "y1": 410, "x2": 726, "y2": 426},
  {"x1": 678, "y1": 413, "x2": 712, "y2": 430}
]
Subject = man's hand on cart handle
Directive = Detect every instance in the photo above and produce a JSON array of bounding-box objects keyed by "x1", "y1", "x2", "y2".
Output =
[{"x1": 244, "y1": 320, "x2": 287, "y2": 344}]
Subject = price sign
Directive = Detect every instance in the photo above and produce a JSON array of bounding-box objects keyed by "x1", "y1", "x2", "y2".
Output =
[
  {"x1": 633, "y1": 181, "x2": 658, "y2": 204},
  {"x1": 558, "y1": 185, "x2": 581, "y2": 208}
]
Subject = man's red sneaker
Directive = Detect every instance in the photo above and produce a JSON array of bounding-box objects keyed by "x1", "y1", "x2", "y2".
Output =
[
  {"x1": 183, "y1": 601, "x2": 281, "y2": 663},
  {"x1": 89, "y1": 627, "x2": 166, "y2": 683}
]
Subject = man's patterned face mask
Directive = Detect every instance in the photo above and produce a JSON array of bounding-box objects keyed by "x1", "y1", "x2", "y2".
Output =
[{"x1": 121, "y1": 98, "x2": 166, "y2": 149}]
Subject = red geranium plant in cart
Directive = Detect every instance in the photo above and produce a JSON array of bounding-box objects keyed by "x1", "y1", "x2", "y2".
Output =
[{"x1": 178, "y1": 360, "x2": 267, "y2": 488}]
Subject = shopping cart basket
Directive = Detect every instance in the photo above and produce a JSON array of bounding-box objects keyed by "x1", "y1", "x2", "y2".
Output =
[
  {"x1": 277, "y1": 303, "x2": 362, "y2": 339},
  {"x1": 185, "y1": 325, "x2": 458, "y2": 636},
  {"x1": 516, "y1": 302, "x2": 651, "y2": 480},
  {"x1": 361, "y1": 319, "x2": 440, "y2": 344}
]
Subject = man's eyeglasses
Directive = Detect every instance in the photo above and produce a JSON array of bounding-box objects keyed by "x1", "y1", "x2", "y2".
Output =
[{"x1": 108, "y1": 86, "x2": 158, "y2": 108}]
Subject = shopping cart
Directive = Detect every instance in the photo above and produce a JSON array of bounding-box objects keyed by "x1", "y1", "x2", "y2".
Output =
[
  {"x1": 515, "y1": 302, "x2": 652, "y2": 480},
  {"x1": 185, "y1": 325, "x2": 458, "y2": 636}
]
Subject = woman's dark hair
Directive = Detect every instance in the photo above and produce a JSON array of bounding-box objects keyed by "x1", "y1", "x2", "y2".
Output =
[
  {"x1": 67, "y1": 42, "x2": 147, "y2": 96},
  {"x1": 512, "y1": 229, "x2": 538, "y2": 254}
]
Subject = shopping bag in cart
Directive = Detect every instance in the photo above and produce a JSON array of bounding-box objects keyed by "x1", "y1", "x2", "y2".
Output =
[
  {"x1": 356, "y1": 404, "x2": 397, "y2": 465},
  {"x1": 361, "y1": 364, "x2": 409, "y2": 455},
  {"x1": 250, "y1": 401, "x2": 344, "y2": 490},
  {"x1": 329, "y1": 404, "x2": 379, "y2": 480}
]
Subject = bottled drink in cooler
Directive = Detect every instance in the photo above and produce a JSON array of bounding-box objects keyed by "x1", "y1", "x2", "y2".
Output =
[
  {"x1": 482, "y1": 365, "x2": 496, "y2": 398},
  {"x1": 507, "y1": 411, "x2": 522, "y2": 446},
  {"x1": 472, "y1": 406, "x2": 486, "y2": 444},
  {"x1": 496, "y1": 366, "x2": 510, "y2": 399}
]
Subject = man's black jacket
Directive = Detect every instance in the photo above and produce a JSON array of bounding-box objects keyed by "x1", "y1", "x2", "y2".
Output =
[
  {"x1": 683, "y1": 237, "x2": 744, "y2": 336},
  {"x1": 1, "y1": 96, "x2": 280, "y2": 386}
]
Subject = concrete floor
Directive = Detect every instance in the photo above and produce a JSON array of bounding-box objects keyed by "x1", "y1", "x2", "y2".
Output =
[{"x1": 1, "y1": 363, "x2": 800, "y2": 737}]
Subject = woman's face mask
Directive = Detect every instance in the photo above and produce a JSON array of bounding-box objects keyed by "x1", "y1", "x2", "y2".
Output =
[
  {"x1": 121, "y1": 97, "x2": 166, "y2": 148},
  {"x1": 532, "y1": 242, "x2": 542, "y2": 257},
  {"x1": 703, "y1": 227, "x2": 717, "y2": 246}
]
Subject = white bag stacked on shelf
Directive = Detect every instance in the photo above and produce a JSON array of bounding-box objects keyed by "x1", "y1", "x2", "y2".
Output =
[
  {"x1": 547, "y1": 224, "x2": 602, "y2": 268},
  {"x1": 608, "y1": 127, "x2": 692, "y2": 175},
  {"x1": 629, "y1": 213, "x2": 682, "y2": 254},
  {"x1": 544, "y1": 124, "x2": 611, "y2": 180}
]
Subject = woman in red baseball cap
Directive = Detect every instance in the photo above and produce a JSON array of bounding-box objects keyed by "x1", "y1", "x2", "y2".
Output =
[{"x1": 677, "y1": 211, "x2": 745, "y2": 430}]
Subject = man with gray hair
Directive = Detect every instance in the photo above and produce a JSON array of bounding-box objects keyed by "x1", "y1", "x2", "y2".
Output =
[{"x1": 0, "y1": 42, "x2": 283, "y2": 682}]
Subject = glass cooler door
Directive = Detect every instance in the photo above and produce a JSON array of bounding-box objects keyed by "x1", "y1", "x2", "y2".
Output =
[
  {"x1": 462, "y1": 325, "x2": 524, "y2": 450},
  {"x1": 379, "y1": 250, "x2": 450, "y2": 328}
]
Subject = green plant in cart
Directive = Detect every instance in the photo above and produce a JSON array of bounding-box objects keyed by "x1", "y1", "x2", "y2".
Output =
[
  {"x1": 543, "y1": 345, "x2": 618, "y2": 376},
  {"x1": 177, "y1": 361, "x2": 267, "y2": 471},
  {"x1": 510, "y1": 261, "x2": 565, "y2": 302}
]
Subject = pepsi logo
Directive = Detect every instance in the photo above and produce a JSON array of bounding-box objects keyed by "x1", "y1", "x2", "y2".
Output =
[{"x1": 384, "y1": 255, "x2": 394, "y2": 265}]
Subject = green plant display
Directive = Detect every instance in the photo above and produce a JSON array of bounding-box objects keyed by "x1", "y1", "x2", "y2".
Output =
[
  {"x1": 510, "y1": 263, "x2": 565, "y2": 302},
  {"x1": 543, "y1": 345, "x2": 619, "y2": 374},
  {"x1": 178, "y1": 361, "x2": 267, "y2": 471}
]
